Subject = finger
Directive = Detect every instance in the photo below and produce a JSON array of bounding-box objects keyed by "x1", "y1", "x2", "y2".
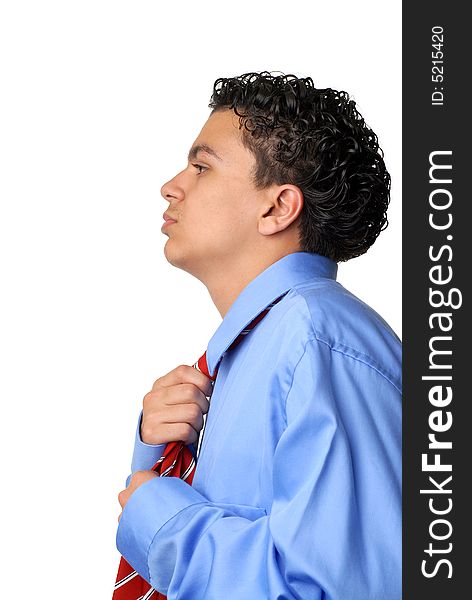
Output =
[
  {"x1": 164, "y1": 384, "x2": 210, "y2": 414},
  {"x1": 145, "y1": 384, "x2": 210, "y2": 415},
  {"x1": 160, "y1": 421, "x2": 199, "y2": 445},
  {"x1": 141, "y1": 408, "x2": 202, "y2": 446},
  {"x1": 152, "y1": 364, "x2": 213, "y2": 396},
  {"x1": 162, "y1": 402, "x2": 204, "y2": 432}
]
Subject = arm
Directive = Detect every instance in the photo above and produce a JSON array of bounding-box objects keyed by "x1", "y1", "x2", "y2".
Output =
[{"x1": 117, "y1": 340, "x2": 402, "y2": 599}]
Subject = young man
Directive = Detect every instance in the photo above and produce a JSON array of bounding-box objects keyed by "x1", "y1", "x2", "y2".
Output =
[{"x1": 116, "y1": 72, "x2": 401, "y2": 599}]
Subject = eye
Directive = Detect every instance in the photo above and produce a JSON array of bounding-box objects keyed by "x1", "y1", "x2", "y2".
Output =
[{"x1": 192, "y1": 163, "x2": 207, "y2": 175}]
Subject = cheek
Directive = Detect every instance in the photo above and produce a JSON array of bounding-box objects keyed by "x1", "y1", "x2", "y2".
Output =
[
  {"x1": 213, "y1": 208, "x2": 248, "y2": 243},
  {"x1": 186, "y1": 186, "x2": 254, "y2": 245}
]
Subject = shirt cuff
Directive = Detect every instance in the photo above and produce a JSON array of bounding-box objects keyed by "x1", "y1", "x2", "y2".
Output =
[
  {"x1": 130, "y1": 411, "x2": 166, "y2": 473},
  {"x1": 116, "y1": 476, "x2": 207, "y2": 584}
]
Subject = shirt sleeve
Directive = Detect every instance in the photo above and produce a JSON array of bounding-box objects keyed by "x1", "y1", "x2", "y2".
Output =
[
  {"x1": 126, "y1": 411, "x2": 166, "y2": 486},
  {"x1": 117, "y1": 339, "x2": 402, "y2": 600}
]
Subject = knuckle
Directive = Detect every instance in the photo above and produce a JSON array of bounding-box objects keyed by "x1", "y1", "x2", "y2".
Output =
[
  {"x1": 143, "y1": 390, "x2": 161, "y2": 409},
  {"x1": 176, "y1": 364, "x2": 189, "y2": 377},
  {"x1": 140, "y1": 423, "x2": 155, "y2": 443},
  {"x1": 143, "y1": 391, "x2": 164, "y2": 414},
  {"x1": 142, "y1": 415, "x2": 164, "y2": 443},
  {"x1": 151, "y1": 377, "x2": 163, "y2": 392},
  {"x1": 187, "y1": 403, "x2": 201, "y2": 422},
  {"x1": 182, "y1": 385, "x2": 196, "y2": 402},
  {"x1": 179, "y1": 423, "x2": 193, "y2": 441}
]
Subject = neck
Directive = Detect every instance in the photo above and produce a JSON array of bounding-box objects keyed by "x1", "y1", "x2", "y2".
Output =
[{"x1": 203, "y1": 248, "x2": 300, "y2": 318}]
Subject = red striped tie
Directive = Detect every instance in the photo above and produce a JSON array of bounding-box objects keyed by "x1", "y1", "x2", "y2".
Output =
[{"x1": 113, "y1": 294, "x2": 286, "y2": 599}]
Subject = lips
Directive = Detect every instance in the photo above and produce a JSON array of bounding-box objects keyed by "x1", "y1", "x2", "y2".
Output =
[
  {"x1": 162, "y1": 212, "x2": 178, "y2": 232},
  {"x1": 163, "y1": 212, "x2": 178, "y2": 223}
]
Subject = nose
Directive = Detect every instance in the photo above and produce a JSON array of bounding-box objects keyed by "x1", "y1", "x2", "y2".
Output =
[{"x1": 160, "y1": 171, "x2": 185, "y2": 204}]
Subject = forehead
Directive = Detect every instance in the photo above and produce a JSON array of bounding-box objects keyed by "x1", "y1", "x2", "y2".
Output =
[{"x1": 190, "y1": 109, "x2": 246, "y2": 161}]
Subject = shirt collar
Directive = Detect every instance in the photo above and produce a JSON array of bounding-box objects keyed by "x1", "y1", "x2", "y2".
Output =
[{"x1": 206, "y1": 252, "x2": 337, "y2": 375}]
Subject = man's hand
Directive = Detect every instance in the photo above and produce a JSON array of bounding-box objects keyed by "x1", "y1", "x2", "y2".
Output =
[
  {"x1": 118, "y1": 470, "x2": 158, "y2": 520},
  {"x1": 140, "y1": 364, "x2": 213, "y2": 446}
]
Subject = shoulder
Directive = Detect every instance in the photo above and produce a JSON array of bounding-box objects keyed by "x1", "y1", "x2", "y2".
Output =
[{"x1": 267, "y1": 278, "x2": 402, "y2": 392}]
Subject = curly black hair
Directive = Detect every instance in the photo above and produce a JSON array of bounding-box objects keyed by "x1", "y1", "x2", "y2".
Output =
[{"x1": 209, "y1": 72, "x2": 391, "y2": 262}]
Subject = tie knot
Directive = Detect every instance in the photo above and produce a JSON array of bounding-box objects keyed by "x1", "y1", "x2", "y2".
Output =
[{"x1": 194, "y1": 352, "x2": 216, "y2": 381}]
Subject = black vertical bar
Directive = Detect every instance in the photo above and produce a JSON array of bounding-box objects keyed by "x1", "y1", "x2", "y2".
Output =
[{"x1": 403, "y1": 2, "x2": 469, "y2": 597}]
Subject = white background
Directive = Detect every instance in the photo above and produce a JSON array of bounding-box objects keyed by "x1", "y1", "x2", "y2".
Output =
[{"x1": 0, "y1": 1, "x2": 401, "y2": 596}]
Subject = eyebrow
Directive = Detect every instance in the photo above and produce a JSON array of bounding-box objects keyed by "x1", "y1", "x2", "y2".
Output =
[{"x1": 187, "y1": 144, "x2": 222, "y2": 163}]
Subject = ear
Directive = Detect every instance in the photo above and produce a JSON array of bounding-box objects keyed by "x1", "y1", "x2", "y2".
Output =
[{"x1": 258, "y1": 185, "x2": 304, "y2": 236}]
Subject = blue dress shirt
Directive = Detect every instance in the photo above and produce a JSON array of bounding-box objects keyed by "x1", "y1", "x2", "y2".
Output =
[{"x1": 117, "y1": 252, "x2": 402, "y2": 600}]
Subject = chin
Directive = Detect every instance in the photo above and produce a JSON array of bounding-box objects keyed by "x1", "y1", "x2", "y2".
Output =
[
  {"x1": 163, "y1": 240, "x2": 179, "y2": 266},
  {"x1": 163, "y1": 242, "x2": 207, "y2": 281},
  {"x1": 164, "y1": 241, "x2": 190, "y2": 270}
]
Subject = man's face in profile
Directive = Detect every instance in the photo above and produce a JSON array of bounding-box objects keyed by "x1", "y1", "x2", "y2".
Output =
[{"x1": 160, "y1": 109, "x2": 271, "y2": 281}]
